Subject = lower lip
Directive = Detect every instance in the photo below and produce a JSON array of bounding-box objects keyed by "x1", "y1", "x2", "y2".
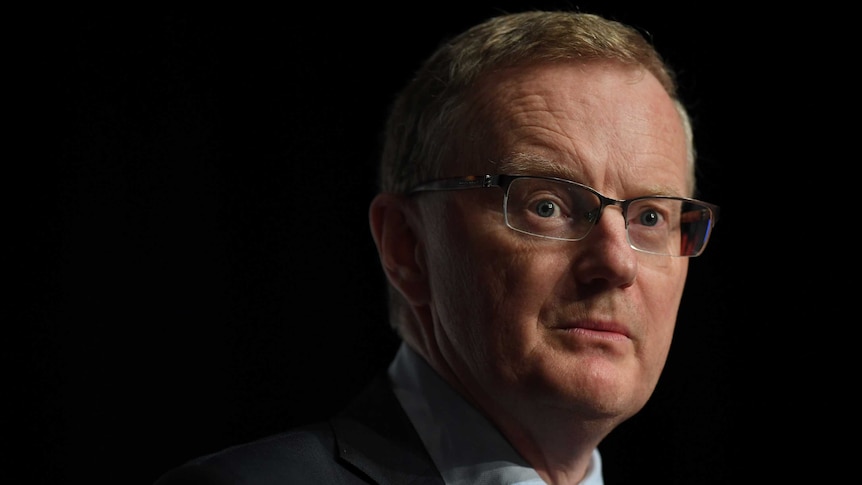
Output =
[{"x1": 562, "y1": 327, "x2": 629, "y2": 342}]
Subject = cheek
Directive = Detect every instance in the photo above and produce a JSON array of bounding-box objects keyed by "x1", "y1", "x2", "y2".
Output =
[
  {"x1": 490, "y1": 252, "x2": 570, "y2": 364},
  {"x1": 496, "y1": 250, "x2": 568, "y2": 323},
  {"x1": 424, "y1": 198, "x2": 521, "y2": 323},
  {"x1": 424, "y1": 239, "x2": 507, "y2": 379},
  {"x1": 640, "y1": 262, "x2": 688, "y2": 361},
  {"x1": 464, "y1": 245, "x2": 566, "y2": 359},
  {"x1": 647, "y1": 261, "x2": 687, "y2": 323},
  {"x1": 427, "y1": 223, "x2": 555, "y2": 358}
]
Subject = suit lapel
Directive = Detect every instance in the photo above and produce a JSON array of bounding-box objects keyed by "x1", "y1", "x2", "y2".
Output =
[{"x1": 331, "y1": 372, "x2": 445, "y2": 485}]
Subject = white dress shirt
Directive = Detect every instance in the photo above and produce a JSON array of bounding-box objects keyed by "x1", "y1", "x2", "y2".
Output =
[{"x1": 388, "y1": 342, "x2": 603, "y2": 485}]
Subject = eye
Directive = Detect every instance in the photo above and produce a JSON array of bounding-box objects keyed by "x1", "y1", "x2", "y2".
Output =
[
  {"x1": 534, "y1": 199, "x2": 559, "y2": 218},
  {"x1": 638, "y1": 208, "x2": 661, "y2": 227}
]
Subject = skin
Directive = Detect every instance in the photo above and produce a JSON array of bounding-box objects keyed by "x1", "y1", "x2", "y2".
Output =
[{"x1": 370, "y1": 60, "x2": 690, "y2": 485}]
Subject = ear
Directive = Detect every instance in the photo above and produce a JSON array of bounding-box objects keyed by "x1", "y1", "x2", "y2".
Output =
[{"x1": 368, "y1": 193, "x2": 429, "y2": 306}]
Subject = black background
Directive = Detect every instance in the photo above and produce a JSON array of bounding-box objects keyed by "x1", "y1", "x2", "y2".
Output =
[{"x1": 13, "y1": 2, "x2": 839, "y2": 484}]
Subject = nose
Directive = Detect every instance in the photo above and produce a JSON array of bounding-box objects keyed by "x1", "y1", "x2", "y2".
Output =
[{"x1": 571, "y1": 205, "x2": 638, "y2": 288}]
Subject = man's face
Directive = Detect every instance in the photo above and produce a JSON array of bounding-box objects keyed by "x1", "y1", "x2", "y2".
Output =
[{"x1": 414, "y1": 61, "x2": 691, "y2": 432}]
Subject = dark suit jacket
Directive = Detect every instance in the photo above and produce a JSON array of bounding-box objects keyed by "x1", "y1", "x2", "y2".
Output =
[{"x1": 154, "y1": 372, "x2": 444, "y2": 484}]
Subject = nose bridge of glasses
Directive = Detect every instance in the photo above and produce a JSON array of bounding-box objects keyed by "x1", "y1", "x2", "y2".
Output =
[{"x1": 591, "y1": 194, "x2": 627, "y2": 225}]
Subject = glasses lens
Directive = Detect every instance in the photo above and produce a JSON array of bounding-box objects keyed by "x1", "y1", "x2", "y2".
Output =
[
  {"x1": 504, "y1": 177, "x2": 600, "y2": 241},
  {"x1": 626, "y1": 198, "x2": 715, "y2": 256}
]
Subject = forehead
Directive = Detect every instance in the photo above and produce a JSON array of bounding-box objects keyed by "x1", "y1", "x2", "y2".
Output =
[{"x1": 454, "y1": 61, "x2": 690, "y2": 195}]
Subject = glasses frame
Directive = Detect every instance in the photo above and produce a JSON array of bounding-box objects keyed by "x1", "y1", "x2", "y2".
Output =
[{"x1": 409, "y1": 174, "x2": 720, "y2": 257}]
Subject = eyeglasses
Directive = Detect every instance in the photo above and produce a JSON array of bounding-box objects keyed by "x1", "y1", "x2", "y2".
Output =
[{"x1": 409, "y1": 174, "x2": 719, "y2": 257}]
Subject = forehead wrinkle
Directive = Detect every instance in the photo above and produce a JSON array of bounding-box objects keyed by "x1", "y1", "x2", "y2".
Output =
[
  {"x1": 484, "y1": 95, "x2": 596, "y2": 177},
  {"x1": 466, "y1": 63, "x2": 688, "y2": 197},
  {"x1": 608, "y1": 109, "x2": 688, "y2": 197},
  {"x1": 476, "y1": 68, "x2": 614, "y2": 176}
]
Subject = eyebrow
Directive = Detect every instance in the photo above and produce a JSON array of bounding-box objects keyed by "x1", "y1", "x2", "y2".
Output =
[
  {"x1": 495, "y1": 153, "x2": 576, "y2": 179},
  {"x1": 495, "y1": 153, "x2": 612, "y2": 192}
]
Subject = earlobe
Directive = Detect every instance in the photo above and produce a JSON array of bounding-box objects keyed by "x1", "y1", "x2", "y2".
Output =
[{"x1": 368, "y1": 193, "x2": 429, "y2": 305}]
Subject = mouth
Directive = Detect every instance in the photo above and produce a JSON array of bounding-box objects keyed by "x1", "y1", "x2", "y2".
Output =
[{"x1": 555, "y1": 320, "x2": 631, "y2": 342}]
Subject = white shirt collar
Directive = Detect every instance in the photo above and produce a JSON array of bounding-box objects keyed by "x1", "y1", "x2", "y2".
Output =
[{"x1": 387, "y1": 342, "x2": 603, "y2": 485}]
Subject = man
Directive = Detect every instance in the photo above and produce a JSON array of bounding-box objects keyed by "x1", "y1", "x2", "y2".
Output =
[{"x1": 155, "y1": 9, "x2": 719, "y2": 484}]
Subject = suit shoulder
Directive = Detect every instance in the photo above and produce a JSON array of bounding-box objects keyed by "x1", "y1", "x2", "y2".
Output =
[{"x1": 153, "y1": 422, "x2": 348, "y2": 484}]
